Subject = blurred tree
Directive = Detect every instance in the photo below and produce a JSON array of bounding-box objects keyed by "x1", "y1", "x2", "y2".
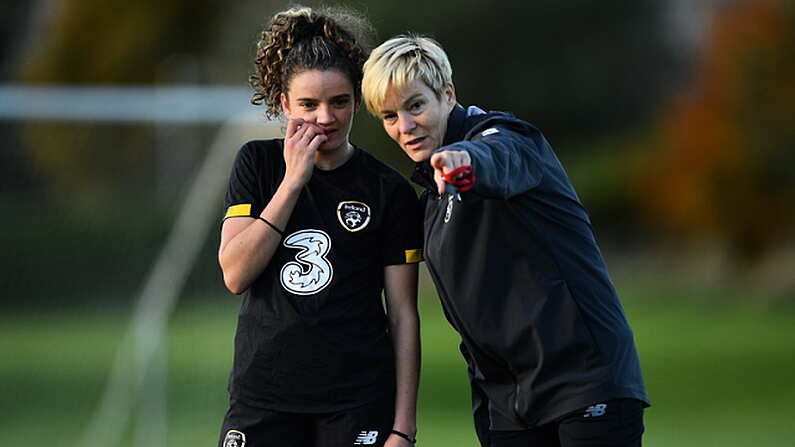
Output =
[
  {"x1": 14, "y1": 0, "x2": 672, "y2": 208},
  {"x1": 0, "y1": 2, "x2": 35, "y2": 81},
  {"x1": 358, "y1": 0, "x2": 675, "y2": 147},
  {"x1": 636, "y1": 0, "x2": 795, "y2": 264},
  {"x1": 0, "y1": 2, "x2": 45, "y2": 199},
  {"x1": 15, "y1": 0, "x2": 677, "y2": 204},
  {"x1": 18, "y1": 0, "x2": 222, "y2": 206},
  {"x1": 3, "y1": 0, "x2": 686, "y2": 305},
  {"x1": 21, "y1": 0, "x2": 219, "y2": 84},
  {"x1": 347, "y1": 0, "x2": 681, "y2": 201}
]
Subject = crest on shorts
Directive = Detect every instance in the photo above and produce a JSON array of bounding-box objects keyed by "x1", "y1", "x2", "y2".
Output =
[
  {"x1": 337, "y1": 201, "x2": 371, "y2": 232},
  {"x1": 223, "y1": 430, "x2": 246, "y2": 447}
]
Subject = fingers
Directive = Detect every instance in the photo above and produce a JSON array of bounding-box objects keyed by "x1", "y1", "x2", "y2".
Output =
[
  {"x1": 307, "y1": 132, "x2": 328, "y2": 151},
  {"x1": 431, "y1": 150, "x2": 471, "y2": 175},
  {"x1": 299, "y1": 123, "x2": 326, "y2": 149},
  {"x1": 429, "y1": 151, "x2": 448, "y2": 174},
  {"x1": 434, "y1": 170, "x2": 446, "y2": 195},
  {"x1": 431, "y1": 150, "x2": 472, "y2": 194},
  {"x1": 285, "y1": 118, "x2": 304, "y2": 138},
  {"x1": 286, "y1": 119, "x2": 326, "y2": 153},
  {"x1": 283, "y1": 119, "x2": 326, "y2": 187},
  {"x1": 431, "y1": 152, "x2": 451, "y2": 195},
  {"x1": 288, "y1": 119, "x2": 312, "y2": 143}
]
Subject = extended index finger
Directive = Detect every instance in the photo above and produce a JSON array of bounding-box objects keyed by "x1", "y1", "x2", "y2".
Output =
[
  {"x1": 432, "y1": 151, "x2": 467, "y2": 176},
  {"x1": 430, "y1": 151, "x2": 452, "y2": 174}
]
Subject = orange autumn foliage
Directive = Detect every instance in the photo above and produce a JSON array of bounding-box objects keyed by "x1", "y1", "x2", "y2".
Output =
[{"x1": 637, "y1": 0, "x2": 795, "y2": 261}]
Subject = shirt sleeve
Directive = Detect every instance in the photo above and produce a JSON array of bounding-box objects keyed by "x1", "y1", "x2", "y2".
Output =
[
  {"x1": 223, "y1": 142, "x2": 263, "y2": 220},
  {"x1": 381, "y1": 179, "x2": 424, "y2": 266},
  {"x1": 443, "y1": 121, "x2": 548, "y2": 199}
]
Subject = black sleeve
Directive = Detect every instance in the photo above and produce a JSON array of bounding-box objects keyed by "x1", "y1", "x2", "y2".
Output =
[
  {"x1": 223, "y1": 142, "x2": 264, "y2": 220},
  {"x1": 443, "y1": 122, "x2": 547, "y2": 199},
  {"x1": 381, "y1": 180, "x2": 424, "y2": 266}
]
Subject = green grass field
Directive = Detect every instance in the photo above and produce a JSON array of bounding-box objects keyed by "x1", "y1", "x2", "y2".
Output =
[{"x1": 2, "y1": 278, "x2": 794, "y2": 446}]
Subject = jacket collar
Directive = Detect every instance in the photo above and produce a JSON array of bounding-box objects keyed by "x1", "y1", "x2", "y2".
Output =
[
  {"x1": 442, "y1": 104, "x2": 468, "y2": 146},
  {"x1": 410, "y1": 104, "x2": 467, "y2": 190},
  {"x1": 410, "y1": 162, "x2": 435, "y2": 191}
]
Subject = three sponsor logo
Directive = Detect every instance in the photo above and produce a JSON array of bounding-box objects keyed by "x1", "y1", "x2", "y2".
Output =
[
  {"x1": 279, "y1": 201, "x2": 372, "y2": 295},
  {"x1": 280, "y1": 229, "x2": 334, "y2": 295}
]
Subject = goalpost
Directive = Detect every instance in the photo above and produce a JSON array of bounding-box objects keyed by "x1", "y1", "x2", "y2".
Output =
[
  {"x1": 1, "y1": 85, "x2": 282, "y2": 447},
  {"x1": 81, "y1": 114, "x2": 281, "y2": 447}
]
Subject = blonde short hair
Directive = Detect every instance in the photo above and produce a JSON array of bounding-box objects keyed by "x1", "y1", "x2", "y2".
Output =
[{"x1": 362, "y1": 35, "x2": 453, "y2": 115}]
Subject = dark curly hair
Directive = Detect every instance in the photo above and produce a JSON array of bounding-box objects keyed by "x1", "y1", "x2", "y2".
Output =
[{"x1": 250, "y1": 5, "x2": 373, "y2": 119}]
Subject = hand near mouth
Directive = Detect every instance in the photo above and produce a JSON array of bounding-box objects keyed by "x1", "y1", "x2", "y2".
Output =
[{"x1": 283, "y1": 118, "x2": 328, "y2": 188}]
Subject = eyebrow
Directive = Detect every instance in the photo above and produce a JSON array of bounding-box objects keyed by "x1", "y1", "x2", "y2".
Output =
[
  {"x1": 380, "y1": 92, "x2": 425, "y2": 115},
  {"x1": 401, "y1": 93, "x2": 424, "y2": 108},
  {"x1": 295, "y1": 93, "x2": 352, "y2": 102}
]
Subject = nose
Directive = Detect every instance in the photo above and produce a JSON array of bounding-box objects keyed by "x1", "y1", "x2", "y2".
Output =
[
  {"x1": 316, "y1": 104, "x2": 335, "y2": 125},
  {"x1": 397, "y1": 112, "x2": 416, "y2": 134}
]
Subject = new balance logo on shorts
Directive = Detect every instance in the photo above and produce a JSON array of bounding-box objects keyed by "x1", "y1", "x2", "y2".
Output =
[
  {"x1": 583, "y1": 403, "x2": 607, "y2": 418},
  {"x1": 353, "y1": 430, "x2": 379, "y2": 445}
]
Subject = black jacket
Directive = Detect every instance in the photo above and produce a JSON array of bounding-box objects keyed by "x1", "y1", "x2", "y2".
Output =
[{"x1": 412, "y1": 105, "x2": 649, "y2": 430}]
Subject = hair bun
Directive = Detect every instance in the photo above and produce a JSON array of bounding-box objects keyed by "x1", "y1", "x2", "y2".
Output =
[
  {"x1": 290, "y1": 14, "x2": 327, "y2": 44},
  {"x1": 251, "y1": 5, "x2": 373, "y2": 119}
]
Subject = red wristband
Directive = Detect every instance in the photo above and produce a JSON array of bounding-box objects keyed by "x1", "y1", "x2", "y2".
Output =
[{"x1": 443, "y1": 165, "x2": 476, "y2": 192}]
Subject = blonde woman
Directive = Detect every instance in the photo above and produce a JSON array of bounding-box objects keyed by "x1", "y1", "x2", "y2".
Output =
[{"x1": 363, "y1": 35, "x2": 649, "y2": 447}]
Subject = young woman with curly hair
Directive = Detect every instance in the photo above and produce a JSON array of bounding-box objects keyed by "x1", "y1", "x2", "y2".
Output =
[{"x1": 217, "y1": 7, "x2": 422, "y2": 447}]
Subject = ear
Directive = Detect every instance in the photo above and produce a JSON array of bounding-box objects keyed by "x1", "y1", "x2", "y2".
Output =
[
  {"x1": 354, "y1": 95, "x2": 362, "y2": 113},
  {"x1": 444, "y1": 82, "x2": 457, "y2": 109},
  {"x1": 280, "y1": 92, "x2": 291, "y2": 118}
]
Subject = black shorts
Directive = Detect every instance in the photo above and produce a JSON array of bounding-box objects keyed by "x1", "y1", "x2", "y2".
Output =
[
  {"x1": 474, "y1": 398, "x2": 645, "y2": 447},
  {"x1": 218, "y1": 396, "x2": 395, "y2": 447}
]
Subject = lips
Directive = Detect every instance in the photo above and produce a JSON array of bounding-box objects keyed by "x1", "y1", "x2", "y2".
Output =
[{"x1": 403, "y1": 136, "x2": 427, "y2": 150}]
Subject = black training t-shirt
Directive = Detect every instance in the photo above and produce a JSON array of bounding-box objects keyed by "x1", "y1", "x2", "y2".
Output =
[{"x1": 222, "y1": 139, "x2": 423, "y2": 412}]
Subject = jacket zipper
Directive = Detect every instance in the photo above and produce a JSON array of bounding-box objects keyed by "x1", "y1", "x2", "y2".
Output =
[{"x1": 508, "y1": 364, "x2": 532, "y2": 426}]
